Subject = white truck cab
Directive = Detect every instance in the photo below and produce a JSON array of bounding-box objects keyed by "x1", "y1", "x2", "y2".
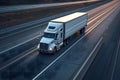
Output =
[{"x1": 38, "y1": 22, "x2": 64, "y2": 53}]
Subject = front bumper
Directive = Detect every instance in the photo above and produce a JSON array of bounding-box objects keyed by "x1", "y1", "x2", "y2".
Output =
[{"x1": 39, "y1": 49, "x2": 54, "y2": 54}]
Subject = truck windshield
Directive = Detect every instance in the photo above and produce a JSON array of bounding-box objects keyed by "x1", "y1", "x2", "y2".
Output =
[{"x1": 44, "y1": 32, "x2": 57, "y2": 39}]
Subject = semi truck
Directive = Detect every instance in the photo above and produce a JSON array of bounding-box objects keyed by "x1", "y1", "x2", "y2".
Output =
[{"x1": 37, "y1": 12, "x2": 88, "y2": 54}]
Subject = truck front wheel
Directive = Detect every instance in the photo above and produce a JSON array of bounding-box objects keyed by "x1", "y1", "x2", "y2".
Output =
[{"x1": 53, "y1": 47, "x2": 57, "y2": 53}]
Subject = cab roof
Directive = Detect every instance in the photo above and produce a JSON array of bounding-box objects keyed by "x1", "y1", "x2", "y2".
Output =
[{"x1": 44, "y1": 22, "x2": 63, "y2": 33}]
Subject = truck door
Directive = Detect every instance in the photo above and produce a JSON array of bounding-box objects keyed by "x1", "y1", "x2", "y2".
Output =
[{"x1": 58, "y1": 28, "x2": 63, "y2": 44}]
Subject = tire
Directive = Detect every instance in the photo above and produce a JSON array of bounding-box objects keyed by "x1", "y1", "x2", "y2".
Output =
[
  {"x1": 53, "y1": 47, "x2": 57, "y2": 54},
  {"x1": 80, "y1": 29, "x2": 83, "y2": 34}
]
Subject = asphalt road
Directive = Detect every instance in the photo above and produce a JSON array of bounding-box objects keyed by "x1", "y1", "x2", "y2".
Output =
[
  {"x1": 0, "y1": 1, "x2": 113, "y2": 74},
  {"x1": 0, "y1": 0, "x2": 119, "y2": 80},
  {"x1": 0, "y1": 0, "x2": 113, "y2": 55},
  {"x1": 34, "y1": 2, "x2": 120, "y2": 80},
  {"x1": 0, "y1": 1, "x2": 106, "y2": 67},
  {"x1": 112, "y1": 38, "x2": 120, "y2": 80},
  {"x1": 0, "y1": 0, "x2": 108, "y2": 53},
  {"x1": 83, "y1": 11, "x2": 120, "y2": 80},
  {"x1": 0, "y1": 0, "x2": 112, "y2": 68}
]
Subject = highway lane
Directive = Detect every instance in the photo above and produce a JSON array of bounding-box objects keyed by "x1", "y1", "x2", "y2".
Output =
[
  {"x1": 112, "y1": 37, "x2": 120, "y2": 80},
  {"x1": 33, "y1": 2, "x2": 120, "y2": 80},
  {"x1": 0, "y1": 0, "x2": 115, "y2": 55},
  {"x1": 0, "y1": 0, "x2": 117, "y2": 66},
  {"x1": 0, "y1": 0, "x2": 113, "y2": 68},
  {"x1": 0, "y1": 0, "x2": 117, "y2": 67},
  {"x1": 0, "y1": 0, "x2": 119, "y2": 80},
  {"x1": 0, "y1": 0, "x2": 108, "y2": 51},
  {"x1": 0, "y1": 1, "x2": 109, "y2": 72},
  {"x1": 0, "y1": 0, "x2": 98, "y2": 13},
  {"x1": 83, "y1": 11, "x2": 120, "y2": 80}
]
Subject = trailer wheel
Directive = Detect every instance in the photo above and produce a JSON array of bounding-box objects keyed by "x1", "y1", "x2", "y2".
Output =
[
  {"x1": 54, "y1": 47, "x2": 57, "y2": 53},
  {"x1": 80, "y1": 29, "x2": 83, "y2": 34}
]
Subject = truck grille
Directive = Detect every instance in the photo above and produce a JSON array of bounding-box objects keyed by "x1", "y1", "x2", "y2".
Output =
[{"x1": 40, "y1": 43, "x2": 48, "y2": 50}]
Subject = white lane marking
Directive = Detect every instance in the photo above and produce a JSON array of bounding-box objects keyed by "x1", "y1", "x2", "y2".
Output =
[
  {"x1": 88, "y1": 1, "x2": 117, "y2": 25},
  {"x1": 72, "y1": 37, "x2": 103, "y2": 80},
  {"x1": 0, "y1": 32, "x2": 43, "y2": 54},
  {"x1": 86, "y1": 3, "x2": 119, "y2": 32},
  {"x1": 110, "y1": 37, "x2": 120, "y2": 80},
  {"x1": 87, "y1": 0, "x2": 117, "y2": 22},
  {"x1": 0, "y1": 48, "x2": 37, "y2": 71},
  {"x1": 73, "y1": 4, "x2": 120, "y2": 80},
  {"x1": 0, "y1": 22, "x2": 46, "y2": 39}
]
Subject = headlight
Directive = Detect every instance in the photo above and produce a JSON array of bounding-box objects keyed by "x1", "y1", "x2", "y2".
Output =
[
  {"x1": 49, "y1": 47, "x2": 53, "y2": 51},
  {"x1": 37, "y1": 44, "x2": 40, "y2": 49}
]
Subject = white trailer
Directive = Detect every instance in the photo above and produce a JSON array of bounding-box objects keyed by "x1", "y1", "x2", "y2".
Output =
[{"x1": 38, "y1": 12, "x2": 88, "y2": 54}]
